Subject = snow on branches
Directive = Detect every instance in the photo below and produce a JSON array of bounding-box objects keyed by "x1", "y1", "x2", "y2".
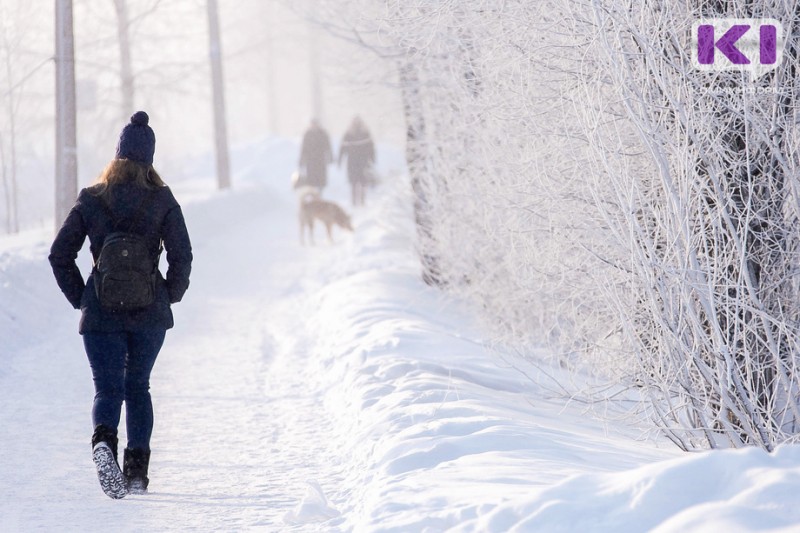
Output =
[{"x1": 309, "y1": 0, "x2": 800, "y2": 451}]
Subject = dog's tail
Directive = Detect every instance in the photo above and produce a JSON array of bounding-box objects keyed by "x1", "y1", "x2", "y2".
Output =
[{"x1": 297, "y1": 186, "x2": 321, "y2": 205}]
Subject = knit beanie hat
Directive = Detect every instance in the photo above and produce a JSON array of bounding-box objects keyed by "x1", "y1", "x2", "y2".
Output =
[{"x1": 115, "y1": 111, "x2": 156, "y2": 166}]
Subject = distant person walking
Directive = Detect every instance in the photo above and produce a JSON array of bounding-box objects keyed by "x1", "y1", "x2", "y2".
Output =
[
  {"x1": 49, "y1": 111, "x2": 193, "y2": 499},
  {"x1": 298, "y1": 118, "x2": 333, "y2": 190},
  {"x1": 338, "y1": 116, "x2": 375, "y2": 207}
]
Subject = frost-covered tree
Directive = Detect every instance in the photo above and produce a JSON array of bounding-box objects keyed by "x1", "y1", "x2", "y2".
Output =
[
  {"x1": 582, "y1": 0, "x2": 800, "y2": 449},
  {"x1": 282, "y1": 0, "x2": 800, "y2": 451}
]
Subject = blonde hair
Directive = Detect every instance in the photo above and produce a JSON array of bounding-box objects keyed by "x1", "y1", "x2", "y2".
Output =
[{"x1": 93, "y1": 158, "x2": 165, "y2": 200}]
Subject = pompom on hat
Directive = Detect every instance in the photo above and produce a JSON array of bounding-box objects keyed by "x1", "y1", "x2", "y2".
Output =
[{"x1": 115, "y1": 111, "x2": 156, "y2": 166}]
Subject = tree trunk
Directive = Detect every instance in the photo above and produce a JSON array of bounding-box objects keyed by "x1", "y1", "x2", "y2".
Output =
[
  {"x1": 0, "y1": 22, "x2": 19, "y2": 233},
  {"x1": 0, "y1": 130, "x2": 11, "y2": 233},
  {"x1": 309, "y1": 20, "x2": 323, "y2": 124},
  {"x1": 397, "y1": 60, "x2": 442, "y2": 286},
  {"x1": 55, "y1": 0, "x2": 77, "y2": 229},
  {"x1": 206, "y1": 0, "x2": 231, "y2": 189},
  {"x1": 264, "y1": 1, "x2": 278, "y2": 134},
  {"x1": 112, "y1": 0, "x2": 134, "y2": 118},
  {"x1": 5, "y1": 70, "x2": 18, "y2": 234}
]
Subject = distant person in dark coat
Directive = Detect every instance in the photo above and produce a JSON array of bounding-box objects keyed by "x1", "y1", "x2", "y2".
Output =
[
  {"x1": 338, "y1": 116, "x2": 375, "y2": 207},
  {"x1": 298, "y1": 119, "x2": 333, "y2": 190},
  {"x1": 49, "y1": 111, "x2": 192, "y2": 499}
]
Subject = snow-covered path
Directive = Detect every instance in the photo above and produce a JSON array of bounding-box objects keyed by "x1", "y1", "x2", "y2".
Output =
[
  {"x1": 140, "y1": 186, "x2": 342, "y2": 529},
  {"x1": 4, "y1": 140, "x2": 800, "y2": 532}
]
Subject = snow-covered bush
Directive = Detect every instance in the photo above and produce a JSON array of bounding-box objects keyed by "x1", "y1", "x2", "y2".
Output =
[
  {"x1": 580, "y1": 1, "x2": 800, "y2": 450},
  {"x1": 287, "y1": 0, "x2": 800, "y2": 450}
]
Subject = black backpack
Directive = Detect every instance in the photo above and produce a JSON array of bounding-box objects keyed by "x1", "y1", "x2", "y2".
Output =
[{"x1": 92, "y1": 192, "x2": 163, "y2": 312}]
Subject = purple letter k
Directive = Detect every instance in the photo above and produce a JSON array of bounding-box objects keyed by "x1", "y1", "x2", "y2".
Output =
[{"x1": 697, "y1": 24, "x2": 751, "y2": 65}]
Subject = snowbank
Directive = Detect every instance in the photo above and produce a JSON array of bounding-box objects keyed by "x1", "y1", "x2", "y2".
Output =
[{"x1": 283, "y1": 176, "x2": 800, "y2": 532}]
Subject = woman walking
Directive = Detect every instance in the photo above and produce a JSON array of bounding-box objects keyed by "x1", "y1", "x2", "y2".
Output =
[
  {"x1": 49, "y1": 111, "x2": 192, "y2": 499},
  {"x1": 298, "y1": 118, "x2": 333, "y2": 190},
  {"x1": 338, "y1": 116, "x2": 375, "y2": 207}
]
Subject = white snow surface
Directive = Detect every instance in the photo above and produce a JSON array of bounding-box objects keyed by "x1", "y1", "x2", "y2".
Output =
[{"x1": 2, "y1": 138, "x2": 800, "y2": 532}]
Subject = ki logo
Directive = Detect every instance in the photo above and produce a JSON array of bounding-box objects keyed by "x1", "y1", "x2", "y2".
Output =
[{"x1": 691, "y1": 18, "x2": 784, "y2": 80}]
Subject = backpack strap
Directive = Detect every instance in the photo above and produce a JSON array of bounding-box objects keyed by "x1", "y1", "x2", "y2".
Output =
[
  {"x1": 128, "y1": 191, "x2": 164, "y2": 270},
  {"x1": 95, "y1": 189, "x2": 163, "y2": 266}
]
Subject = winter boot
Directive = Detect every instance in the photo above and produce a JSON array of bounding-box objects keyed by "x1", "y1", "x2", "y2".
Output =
[
  {"x1": 123, "y1": 448, "x2": 151, "y2": 494},
  {"x1": 91, "y1": 424, "x2": 127, "y2": 499}
]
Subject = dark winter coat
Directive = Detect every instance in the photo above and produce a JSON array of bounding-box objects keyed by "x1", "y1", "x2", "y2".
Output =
[
  {"x1": 49, "y1": 183, "x2": 192, "y2": 334},
  {"x1": 338, "y1": 128, "x2": 375, "y2": 184},
  {"x1": 299, "y1": 126, "x2": 333, "y2": 188}
]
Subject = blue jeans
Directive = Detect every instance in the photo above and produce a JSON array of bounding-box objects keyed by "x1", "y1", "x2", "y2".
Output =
[{"x1": 83, "y1": 330, "x2": 166, "y2": 450}]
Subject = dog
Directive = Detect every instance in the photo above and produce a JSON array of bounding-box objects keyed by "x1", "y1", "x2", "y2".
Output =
[{"x1": 297, "y1": 186, "x2": 353, "y2": 245}]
